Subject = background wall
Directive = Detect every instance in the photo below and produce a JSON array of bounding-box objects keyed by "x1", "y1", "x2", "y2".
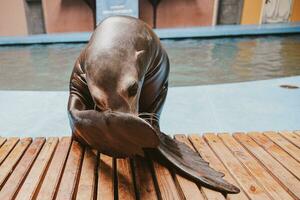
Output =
[
  {"x1": 42, "y1": 0, "x2": 94, "y2": 33},
  {"x1": 0, "y1": 0, "x2": 28, "y2": 36},
  {"x1": 139, "y1": 0, "x2": 215, "y2": 28},
  {"x1": 0, "y1": 0, "x2": 300, "y2": 37},
  {"x1": 157, "y1": 0, "x2": 215, "y2": 28},
  {"x1": 139, "y1": 0, "x2": 153, "y2": 27}
]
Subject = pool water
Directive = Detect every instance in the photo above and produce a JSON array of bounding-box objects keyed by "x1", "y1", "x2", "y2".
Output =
[{"x1": 0, "y1": 35, "x2": 300, "y2": 90}]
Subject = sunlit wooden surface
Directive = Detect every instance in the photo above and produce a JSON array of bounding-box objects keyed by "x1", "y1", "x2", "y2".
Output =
[{"x1": 0, "y1": 131, "x2": 299, "y2": 199}]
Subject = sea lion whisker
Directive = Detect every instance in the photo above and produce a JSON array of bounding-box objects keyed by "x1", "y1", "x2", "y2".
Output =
[
  {"x1": 139, "y1": 116, "x2": 160, "y2": 122},
  {"x1": 139, "y1": 115, "x2": 158, "y2": 120},
  {"x1": 140, "y1": 117, "x2": 159, "y2": 122},
  {"x1": 138, "y1": 115, "x2": 160, "y2": 122},
  {"x1": 139, "y1": 114, "x2": 159, "y2": 119},
  {"x1": 140, "y1": 112, "x2": 160, "y2": 116},
  {"x1": 139, "y1": 112, "x2": 160, "y2": 120}
]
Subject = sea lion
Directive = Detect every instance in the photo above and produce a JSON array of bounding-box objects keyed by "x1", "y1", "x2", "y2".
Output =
[{"x1": 67, "y1": 16, "x2": 240, "y2": 194}]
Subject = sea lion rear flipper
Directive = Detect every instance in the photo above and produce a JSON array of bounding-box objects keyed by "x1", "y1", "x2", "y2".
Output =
[{"x1": 150, "y1": 132, "x2": 240, "y2": 194}]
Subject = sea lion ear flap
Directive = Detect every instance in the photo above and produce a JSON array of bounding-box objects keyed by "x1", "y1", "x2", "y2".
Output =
[{"x1": 135, "y1": 50, "x2": 145, "y2": 60}]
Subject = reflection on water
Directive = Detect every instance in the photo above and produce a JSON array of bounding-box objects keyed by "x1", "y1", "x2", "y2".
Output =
[
  {"x1": 0, "y1": 35, "x2": 300, "y2": 90},
  {"x1": 166, "y1": 35, "x2": 300, "y2": 86}
]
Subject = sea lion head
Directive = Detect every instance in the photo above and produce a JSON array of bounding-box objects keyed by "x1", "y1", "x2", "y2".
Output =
[
  {"x1": 84, "y1": 17, "x2": 153, "y2": 116},
  {"x1": 83, "y1": 38, "x2": 159, "y2": 151},
  {"x1": 85, "y1": 49, "x2": 146, "y2": 115}
]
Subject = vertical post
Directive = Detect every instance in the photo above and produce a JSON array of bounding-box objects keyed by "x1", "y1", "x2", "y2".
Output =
[
  {"x1": 96, "y1": 0, "x2": 102, "y2": 25},
  {"x1": 148, "y1": 0, "x2": 161, "y2": 28},
  {"x1": 212, "y1": 0, "x2": 219, "y2": 26}
]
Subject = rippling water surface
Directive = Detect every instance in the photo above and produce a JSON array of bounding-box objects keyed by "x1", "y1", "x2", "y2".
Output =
[{"x1": 0, "y1": 35, "x2": 300, "y2": 90}]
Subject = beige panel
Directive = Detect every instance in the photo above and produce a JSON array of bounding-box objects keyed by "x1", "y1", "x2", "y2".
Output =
[
  {"x1": 291, "y1": 0, "x2": 300, "y2": 22},
  {"x1": 241, "y1": 0, "x2": 264, "y2": 25},
  {"x1": 0, "y1": 0, "x2": 28, "y2": 36},
  {"x1": 157, "y1": 0, "x2": 215, "y2": 28},
  {"x1": 42, "y1": 0, "x2": 94, "y2": 33}
]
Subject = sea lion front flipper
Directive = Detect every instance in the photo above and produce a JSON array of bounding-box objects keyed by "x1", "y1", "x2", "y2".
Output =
[
  {"x1": 69, "y1": 110, "x2": 159, "y2": 158},
  {"x1": 149, "y1": 132, "x2": 240, "y2": 194}
]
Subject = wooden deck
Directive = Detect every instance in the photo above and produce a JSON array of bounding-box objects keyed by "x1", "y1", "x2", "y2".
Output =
[{"x1": 0, "y1": 131, "x2": 299, "y2": 200}]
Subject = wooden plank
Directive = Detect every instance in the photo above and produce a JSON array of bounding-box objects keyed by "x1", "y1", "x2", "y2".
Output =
[
  {"x1": 265, "y1": 131, "x2": 300, "y2": 162},
  {"x1": 203, "y1": 133, "x2": 271, "y2": 200},
  {"x1": 234, "y1": 132, "x2": 300, "y2": 199},
  {"x1": 0, "y1": 137, "x2": 19, "y2": 165},
  {"x1": 116, "y1": 158, "x2": 136, "y2": 200},
  {"x1": 219, "y1": 133, "x2": 294, "y2": 200},
  {"x1": 280, "y1": 131, "x2": 300, "y2": 148},
  {"x1": 174, "y1": 134, "x2": 213, "y2": 200},
  {"x1": 172, "y1": 172, "x2": 205, "y2": 200},
  {"x1": 36, "y1": 137, "x2": 72, "y2": 200},
  {"x1": 188, "y1": 134, "x2": 249, "y2": 200},
  {"x1": 15, "y1": 137, "x2": 59, "y2": 200},
  {"x1": 0, "y1": 137, "x2": 32, "y2": 188},
  {"x1": 133, "y1": 156, "x2": 158, "y2": 200},
  {"x1": 151, "y1": 160, "x2": 181, "y2": 200},
  {"x1": 97, "y1": 154, "x2": 114, "y2": 200},
  {"x1": 249, "y1": 132, "x2": 300, "y2": 179},
  {"x1": 76, "y1": 148, "x2": 97, "y2": 200},
  {"x1": 0, "y1": 137, "x2": 45, "y2": 200},
  {"x1": 55, "y1": 140, "x2": 84, "y2": 200},
  {"x1": 0, "y1": 137, "x2": 6, "y2": 148}
]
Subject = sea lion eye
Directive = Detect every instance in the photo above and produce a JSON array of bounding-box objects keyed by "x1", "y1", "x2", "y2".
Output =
[{"x1": 128, "y1": 82, "x2": 138, "y2": 97}]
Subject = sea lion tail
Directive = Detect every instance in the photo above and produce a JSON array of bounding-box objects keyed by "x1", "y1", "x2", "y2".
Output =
[{"x1": 150, "y1": 132, "x2": 240, "y2": 194}]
